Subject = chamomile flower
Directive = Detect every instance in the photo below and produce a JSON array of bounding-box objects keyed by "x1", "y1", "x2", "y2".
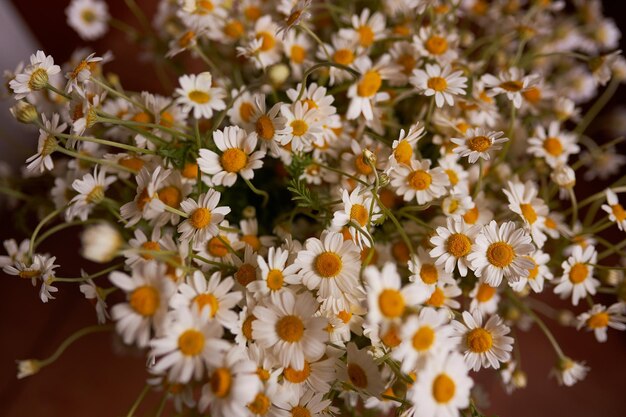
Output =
[
  {"x1": 150, "y1": 308, "x2": 230, "y2": 383},
  {"x1": 469, "y1": 281, "x2": 500, "y2": 317},
  {"x1": 175, "y1": 72, "x2": 226, "y2": 119},
  {"x1": 451, "y1": 128, "x2": 508, "y2": 164},
  {"x1": 109, "y1": 261, "x2": 176, "y2": 348},
  {"x1": 120, "y1": 166, "x2": 171, "y2": 227},
  {"x1": 576, "y1": 303, "x2": 626, "y2": 343},
  {"x1": 26, "y1": 113, "x2": 67, "y2": 174},
  {"x1": 273, "y1": 389, "x2": 332, "y2": 417},
  {"x1": 509, "y1": 249, "x2": 553, "y2": 293},
  {"x1": 390, "y1": 123, "x2": 425, "y2": 166},
  {"x1": 408, "y1": 247, "x2": 454, "y2": 292},
  {"x1": 279, "y1": 102, "x2": 323, "y2": 152},
  {"x1": 411, "y1": 63, "x2": 467, "y2": 108},
  {"x1": 249, "y1": 246, "x2": 300, "y2": 298},
  {"x1": 66, "y1": 167, "x2": 117, "y2": 221},
  {"x1": 468, "y1": 221, "x2": 535, "y2": 287},
  {"x1": 321, "y1": 35, "x2": 359, "y2": 85},
  {"x1": 79, "y1": 277, "x2": 109, "y2": 323},
  {"x1": 253, "y1": 290, "x2": 328, "y2": 369},
  {"x1": 452, "y1": 311, "x2": 514, "y2": 371},
  {"x1": 482, "y1": 67, "x2": 538, "y2": 108},
  {"x1": 342, "y1": 8, "x2": 386, "y2": 48},
  {"x1": 3, "y1": 254, "x2": 59, "y2": 303},
  {"x1": 9, "y1": 51, "x2": 60, "y2": 99},
  {"x1": 242, "y1": 15, "x2": 283, "y2": 69},
  {"x1": 429, "y1": 218, "x2": 480, "y2": 277},
  {"x1": 365, "y1": 262, "x2": 430, "y2": 328},
  {"x1": 246, "y1": 96, "x2": 287, "y2": 158},
  {"x1": 554, "y1": 245, "x2": 599, "y2": 306},
  {"x1": 413, "y1": 27, "x2": 458, "y2": 63},
  {"x1": 346, "y1": 56, "x2": 400, "y2": 120},
  {"x1": 280, "y1": 356, "x2": 336, "y2": 396},
  {"x1": 198, "y1": 347, "x2": 263, "y2": 417},
  {"x1": 282, "y1": 31, "x2": 312, "y2": 78},
  {"x1": 503, "y1": 179, "x2": 549, "y2": 248},
  {"x1": 425, "y1": 281, "x2": 462, "y2": 311},
  {"x1": 331, "y1": 186, "x2": 382, "y2": 248},
  {"x1": 406, "y1": 351, "x2": 473, "y2": 417},
  {"x1": 390, "y1": 159, "x2": 450, "y2": 204},
  {"x1": 552, "y1": 357, "x2": 589, "y2": 387},
  {"x1": 198, "y1": 126, "x2": 266, "y2": 187},
  {"x1": 66, "y1": 0, "x2": 109, "y2": 40},
  {"x1": 177, "y1": 190, "x2": 231, "y2": 245},
  {"x1": 337, "y1": 342, "x2": 385, "y2": 397},
  {"x1": 601, "y1": 189, "x2": 626, "y2": 231},
  {"x1": 392, "y1": 307, "x2": 455, "y2": 372},
  {"x1": 294, "y1": 231, "x2": 362, "y2": 299},
  {"x1": 527, "y1": 121, "x2": 580, "y2": 167},
  {"x1": 170, "y1": 271, "x2": 242, "y2": 328},
  {"x1": 65, "y1": 53, "x2": 103, "y2": 93}
]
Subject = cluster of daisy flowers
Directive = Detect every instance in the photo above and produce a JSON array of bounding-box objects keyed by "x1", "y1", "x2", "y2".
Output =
[{"x1": 3, "y1": 0, "x2": 626, "y2": 416}]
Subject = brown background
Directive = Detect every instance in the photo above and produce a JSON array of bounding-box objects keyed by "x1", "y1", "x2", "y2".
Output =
[{"x1": 1, "y1": 1, "x2": 626, "y2": 416}]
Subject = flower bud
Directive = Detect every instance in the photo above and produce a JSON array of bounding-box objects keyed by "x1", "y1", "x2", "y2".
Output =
[
  {"x1": 551, "y1": 164, "x2": 576, "y2": 189},
  {"x1": 81, "y1": 223, "x2": 123, "y2": 263},
  {"x1": 17, "y1": 359, "x2": 41, "y2": 379},
  {"x1": 378, "y1": 172, "x2": 390, "y2": 187},
  {"x1": 268, "y1": 64, "x2": 290, "y2": 87},
  {"x1": 512, "y1": 369, "x2": 527, "y2": 389},
  {"x1": 243, "y1": 205, "x2": 256, "y2": 219},
  {"x1": 557, "y1": 309, "x2": 574, "y2": 326},
  {"x1": 10, "y1": 101, "x2": 38, "y2": 124}
]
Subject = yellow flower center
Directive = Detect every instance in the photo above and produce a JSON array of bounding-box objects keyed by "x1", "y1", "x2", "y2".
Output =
[
  {"x1": 543, "y1": 137, "x2": 563, "y2": 156},
  {"x1": 190, "y1": 207, "x2": 212, "y2": 229},
  {"x1": 244, "y1": 5, "x2": 262, "y2": 21},
  {"x1": 188, "y1": 90, "x2": 210, "y2": 104},
  {"x1": 177, "y1": 329, "x2": 205, "y2": 356},
  {"x1": 284, "y1": 361, "x2": 311, "y2": 383},
  {"x1": 427, "y1": 76, "x2": 448, "y2": 92},
  {"x1": 394, "y1": 140, "x2": 413, "y2": 164},
  {"x1": 333, "y1": 48, "x2": 355, "y2": 65},
  {"x1": 446, "y1": 233, "x2": 471, "y2": 258},
  {"x1": 210, "y1": 368, "x2": 232, "y2": 398},
  {"x1": 241, "y1": 234, "x2": 261, "y2": 251},
  {"x1": 86, "y1": 185, "x2": 104, "y2": 204},
  {"x1": 248, "y1": 393, "x2": 271, "y2": 415},
  {"x1": 141, "y1": 241, "x2": 161, "y2": 260},
  {"x1": 520, "y1": 203, "x2": 537, "y2": 224},
  {"x1": 290, "y1": 45, "x2": 306, "y2": 64},
  {"x1": 420, "y1": 264, "x2": 439, "y2": 284},
  {"x1": 432, "y1": 373, "x2": 456, "y2": 403},
  {"x1": 486, "y1": 242, "x2": 515, "y2": 268},
  {"x1": 130, "y1": 285, "x2": 159, "y2": 316},
  {"x1": 193, "y1": 293, "x2": 219, "y2": 317},
  {"x1": 354, "y1": 154, "x2": 373, "y2": 175},
  {"x1": 499, "y1": 80, "x2": 523, "y2": 92},
  {"x1": 467, "y1": 328, "x2": 493, "y2": 353},
  {"x1": 256, "y1": 115, "x2": 275, "y2": 140},
  {"x1": 158, "y1": 186, "x2": 182, "y2": 208},
  {"x1": 408, "y1": 169, "x2": 432, "y2": 190},
  {"x1": 239, "y1": 101, "x2": 255, "y2": 123},
  {"x1": 119, "y1": 157, "x2": 144, "y2": 172},
  {"x1": 221, "y1": 148, "x2": 248, "y2": 173},
  {"x1": 266, "y1": 269, "x2": 284, "y2": 291},
  {"x1": 257, "y1": 31, "x2": 276, "y2": 52},
  {"x1": 425, "y1": 35, "x2": 449, "y2": 55},
  {"x1": 587, "y1": 312, "x2": 610, "y2": 329},
  {"x1": 224, "y1": 20, "x2": 244, "y2": 39},
  {"x1": 290, "y1": 120, "x2": 309, "y2": 136},
  {"x1": 350, "y1": 204, "x2": 369, "y2": 226},
  {"x1": 525, "y1": 256, "x2": 539, "y2": 279},
  {"x1": 357, "y1": 25, "x2": 375, "y2": 47},
  {"x1": 315, "y1": 252, "x2": 343, "y2": 277},
  {"x1": 242, "y1": 314, "x2": 256, "y2": 340},
  {"x1": 463, "y1": 206, "x2": 479, "y2": 224},
  {"x1": 378, "y1": 289, "x2": 405, "y2": 318},
  {"x1": 347, "y1": 362, "x2": 368, "y2": 388},
  {"x1": 257, "y1": 367, "x2": 270, "y2": 381},
  {"x1": 611, "y1": 204, "x2": 626, "y2": 221},
  {"x1": 397, "y1": 54, "x2": 417, "y2": 75},
  {"x1": 412, "y1": 326, "x2": 435, "y2": 351},
  {"x1": 381, "y1": 324, "x2": 402, "y2": 348},
  {"x1": 569, "y1": 263, "x2": 589, "y2": 284},
  {"x1": 182, "y1": 162, "x2": 198, "y2": 179},
  {"x1": 292, "y1": 406, "x2": 312, "y2": 417},
  {"x1": 357, "y1": 70, "x2": 382, "y2": 97},
  {"x1": 445, "y1": 169, "x2": 459, "y2": 185},
  {"x1": 467, "y1": 135, "x2": 491, "y2": 152},
  {"x1": 207, "y1": 236, "x2": 230, "y2": 258},
  {"x1": 476, "y1": 283, "x2": 496, "y2": 302},
  {"x1": 426, "y1": 287, "x2": 445, "y2": 307},
  {"x1": 338, "y1": 310, "x2": 352, "y2": 324},
  {"x1": 178, "y1": 31, "x2": 195, "y2": 48},
  {"x1": 81, "y1": 9, "x2": 96, "y2": 23},
  {"x1": 522, "y1": 87, "x2": 541, "y2": 103},
  {"x1": 276, "y1": 315, "x2": 305, "y2": 342},
  {"x1": 236, "y1": 263, "x2": 257, "y2": 287}
]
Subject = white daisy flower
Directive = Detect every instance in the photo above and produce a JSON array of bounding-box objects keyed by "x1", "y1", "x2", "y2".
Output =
[
  {"x1": 469, "y1": 281, "x2": 500, "y2": 317},
  {"x1": 170, "y1": 270, "x2": 242, "y2": 328},
  {"x1": 175, "y1": 72, "x2": 226, "y2": 119},
  {"x1": 109, "y1": 261, "x2": 176, "y2": 348},
  {"x1": 451, "y1": 128, "x2": 508, "y2": 164},
  {"x1": 246, "y1": 96, "x2": 287, "y2": 158},
  {"x1": 232, "y1": 246, "x2": 261, "y2": 290},
  {"x1": 120, "y1": 166, "x2": 172, "y2": 227},
  {"x1": 0, "y1": 239, "x2": 29, "y2": 267},
  {"x1": 319, "y1": 34, "x2": 359, "y2": 85},
  {"x1": 451, "y1": 311, "x2": 514, "y2": 371},
  {"x1": 601, "y1": 189, "x2": 626, "y2": 231},
  {"x1": 390, "y1": 122, "x2": 425, "y2": 166},
  {"x1": 3, "y1": 254, "x2": 59, "y2": 303},
  {"x1": 527, "y1": 121, "x2": 580, "y2": 168},
  {"x1": 509, "y1": 249, "x2": 553, "y2": 294},
  {"x1": 410, "y1": 63, "x2": 467, "y2": 108},
  {"x1": 341, "y1": 8, "x2": 386, "y2": 49},
  {"x1": 294, "y1": 231, "x2": 362, "y2": 299},
  {"x1": 337, "y1": 342, "x2": 385, "y2": 397},
  {"x1": 554, "y1": 245, "x2": 600, "y2": 306},
  {"x1": 392, "y1": 307, "x2": 455, "y2": 372},
  {"x1": 408, "y1": 248, "x2": 454, "y2": 297},
  {"x1": 413, "y1": 27, "x2": 458, "y2": 63},
  {"x1": 425, "y1": 281, "x2": 462, "y2": 311},
  {"x1": 429, "y1": 218, "x2": 480, "y2": 277},
  {"x1": 576, "y1": 303, "x2": 626, "y2": 343},
  {"x1": 193, "y1": 220, "x2": 243, "y2": 266},
  {"x1": 9, "y1": 51, "x2": 61, "y2": 99},
  {"x1": 281, "y1": 356, "x2": 336, "y2": 396},
  {"x1": 198, "y1": 347, "x2": 262, "y2": 417},
  {"x1": 66, "y1": 167, "x2": 117, "y2": 221},
  {"x1": 239, "y1": 15, "x2": 283, "y2": 70},
  {"x1": 253, "y1": 289, "x2": 327, "y2": 368},
  {"x1": 282, "y1": 31, "x2": 313, "y2": 78},
  {"x1": 66, "y1": 0, "x2": 109, "y2": 40},
  {"x1": 406, "y1": 351, "x2": 473, "y2": 417},
  {"x1": 177, "y1": 190, "x2": 231, "y2": 245},
  {"x1": 279, "y1": 102, "x2": 323, "y2": 152},
  {"x1": 331, "y1": 186, "x2": 382, "y2": 249},
  {"x1": 79, "y1": 276, "x2": 109, "y2": 323},
  {"x1": 442, "y1": 193, "x2": 474, "y2": 217},
  {"x1": 482, "y1": 67, "x2": 538, "y2": 108},
  {"x1": 365, "y1": 262, "x2": 431, "y2": 328},
  {"x1": 468, "y1": 220, "x2": 535, "y2": 288},
  {"x1": 438, "y1": 154, "x2": 470, "y2": 194},
  {"x1": 65, "y1": 52, "x2": 103, "y2": 93},
  {"x1": 390, "y1": 158, "x2": 450, "y2": 204},
  {"x1": 198, "y1": 126, "x2": 266, "y2": 187},
  {"x1": 273, "y1": 389, "x2": 332, "y2": 417},
  {"x1": 503, "y1": 179, "x2": 549, "y2": 248},
  {"x1": 150, "y1": 308, "x2": 230, "y2": 383},
  {"x1": 346, "y1": 56, "x2": 401, "y2": 120},
  {"x1": 26, "y1": 113, "x2": 67, "y2": 174},
  {"x1": 248, "y1": 246, "x2": 298, "y2": 298},
  {"x1": 552, "y1": 357, "x2": 589, "y2": 387}
]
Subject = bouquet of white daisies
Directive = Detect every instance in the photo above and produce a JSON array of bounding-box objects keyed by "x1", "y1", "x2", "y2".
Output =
[{"x1": 3, "y1": 0, "x2": 626, "y2": 416}]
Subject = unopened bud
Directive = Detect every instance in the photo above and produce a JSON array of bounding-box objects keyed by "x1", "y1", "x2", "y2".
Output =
[
  {"x1": 557, "y1": 309, "x2": 575, "y2": 326},
  {"x1": 17, "y1": 359, "x2": 41, "y2": 379},
  {"x1": 363, "y1": 149, "x2": 376, "y2": 166},
  {"x1": 10, "y1": 101, "x2": 38, "y2": 124},
  {"x1": 378, "y1": 172, "x2": 390, "y2": 187},
  {"x1": 551, "y1": 164, "x2": 576, "y2": 189},
  {"x1": 81, "y1": 223, "x2": 123, "y2": 263},
  {"x1": 268, "y1": 63, "x2": 290, "y2": 87},
  {"x1": 512, "y1": 369, "x2": 527, "y2": 389},
  {"x1": 243, "y1": 206, "x2": 256, "y2": 219}
]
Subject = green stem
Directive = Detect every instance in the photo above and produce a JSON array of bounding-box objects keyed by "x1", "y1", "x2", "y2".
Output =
[
  {"x1": 575, "y1": 77, "x2": 619, "y2": 135},
  {"x1": 29, "y1": 206, "x2": 65, "y2": 259},
  {"x1": 296, "y1": 62, "x2": 360, "y2": 101},
  {"x1": 54, "y1": 132, "x2": 155, "y2": 154},
  {"x1": 55, "y1": 146, "x2": 137, "y2": 174},
  {"x1": 163, "y1": 204, "x2": 189, "y2": 218},
  {"x1": 52, "y1": 262, "x2": 125, "y2": 283},
  {"x1": 40, "y1": 324, "x2": 114, "y2": 368},
  {"x1": 45, "y1": 83, "x2": 71, "y2": 100},
  {"x1": 243, "y1": 178, "x2": 269, "y2": 207},
  {"x1": 126, "y1": 384, "x2": 151, "y2": 417},
  {"x1": 34, "y1": 219, "x2": 100, "y2": 248}
]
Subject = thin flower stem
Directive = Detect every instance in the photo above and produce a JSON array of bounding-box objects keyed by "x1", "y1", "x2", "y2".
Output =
[
  {"x1": 0, "y1": 185, "x2": 33, "y2": 201},
  {"x1": 39, "y1": 324, "x2": 114, "y2": 368},
  {"x1": 124, "y1": 0, "x2": 155, "y2": 37},
  {"x1": 91, "y1": 78, "x2": 149, "y2": 113},
  {"x1": 126, "y1": 384, "x2": 151, "y2": 417},
  {"x1": 97, "y1": 114, "x2": 194, "y2": 141},
  {"x1": 315, "y1": 161, "x2": 369, "y2": 186},
  {"x1": 568, "y1": 187, "x2": 578, "y2": 230},
  {"x1": 29, "y1": 206, "x2": 66, "y2": 259},
  {"x1": 163, "y1": 204, "x2": 189, "y2": 218},
  {"x1": 154, "y1": 394, "x2": 168, "y2": 417},
  {"x1": 296, "y1": 62, "x2": 360, "y2": 101},
  {"x1": 243, "y1": 178, "x2": 269, "y2": 207},
  {"x1": 52, "y1": 262, "x2": 125, "y2": 283},
  {"x1": 575, "y1": 77, "x2": 619, "y2": 135},
  {"x1": 34, "y1": 219, "x2": 100, "y2": 248},
  {"x1": 298, "y1": 24, "x2": 331, "y2": 60},
  {"x1": 55, "y1": 146, "x2": 138, "y2": 174},
  {"x1": 108, "y1": 17, "x2": 141, "y2": 39},
  {"x1": 44, "y1": 83, "x2": 71, "y2": 100},
  {"x1": 54, "y1": 132, "x2": 156, "y2": 155},
  {"x1": 193, "y1": 46, "x2": 222, "y2": 78},
  {"x1": 598, "y1": 238, "x2": 626, "y2": 260},
  {"x1": 191, "y1": 254, "x2": 235, "y2": 270}
]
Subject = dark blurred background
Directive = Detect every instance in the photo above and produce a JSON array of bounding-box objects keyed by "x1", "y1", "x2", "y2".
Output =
[{"x1": 1, "y1": 1, "x2": 625, "y2": 416}]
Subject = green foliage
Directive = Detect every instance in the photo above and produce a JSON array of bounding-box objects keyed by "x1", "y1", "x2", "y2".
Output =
[
  {"x1": 158, "y1": 141, "x2": 196, "y2": 170},
  {"x1": 287, "y1": 178, "x2": 322, "y2": 211},
  {"x1": 285, "y1": 152, "x2": 314, "y2": 179}
]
